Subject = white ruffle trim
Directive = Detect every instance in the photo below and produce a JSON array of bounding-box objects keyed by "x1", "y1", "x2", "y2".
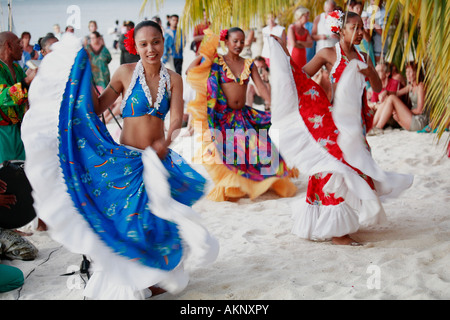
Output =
[
  {"x1": 267, "y1": 38, "x2": 413, "y2": 238},
  {"x1": 120, "y1": 60, "x2": 171, "y2": 114},
  {"x1": 22, "y1": 33, "x2": 218, "y2": 300},
  {"x1": 291, "y1": 198, "x2": 359, "y2": 241}
]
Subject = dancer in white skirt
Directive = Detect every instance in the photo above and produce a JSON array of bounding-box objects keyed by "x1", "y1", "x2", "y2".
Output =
[
  {"x1": 268, "y1": 11, "x2": 413, "y2": 245},
  {"x1": 21, "y1": 21, "x2": 218, "y2": 299}
]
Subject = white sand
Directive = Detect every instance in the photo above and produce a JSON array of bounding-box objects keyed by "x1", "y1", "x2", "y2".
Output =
[
  {"x1": 1, "y1": 49, "x2": 449, "y2": 301},
  {"x1": 1, "y1": 128, "x2": 449, "y2": 300}
]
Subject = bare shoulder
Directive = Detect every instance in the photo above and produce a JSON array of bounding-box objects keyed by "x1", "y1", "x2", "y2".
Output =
[
  {"x1": 167, "y1": 69, "x2": 182, "y2": 87},
  {"x1": 321, "y1": 46, "x2": 336, "y2": 58},
  {"x1": 110, "y1": 63, "x2": 137, "y2": 80},
  {"x1": 120, "y1": 63, "x2": 138, "y2": 75}
]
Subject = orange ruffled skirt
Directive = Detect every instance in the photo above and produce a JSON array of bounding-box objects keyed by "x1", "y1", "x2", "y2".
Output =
[{"x1": 187, "y1": 29, "x2": 297, "y2": 202}]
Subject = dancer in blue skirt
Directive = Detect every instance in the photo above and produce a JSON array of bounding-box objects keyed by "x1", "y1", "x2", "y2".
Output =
[{"x1": 21, "y1": 20, "x2": 218, "y2": 300}]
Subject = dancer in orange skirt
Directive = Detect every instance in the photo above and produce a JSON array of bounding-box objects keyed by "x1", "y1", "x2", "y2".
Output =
[{"x1": 187, "y1": 28, "x2": 297, "y2": 202}]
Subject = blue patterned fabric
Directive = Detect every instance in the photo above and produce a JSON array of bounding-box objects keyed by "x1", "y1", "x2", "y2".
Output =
[
  {"x1": 121, "y1": 73, "x2": 170, "y2": 120},
  {"x1": 58, "y1": 48, "x2": 206, "y2": 270}
]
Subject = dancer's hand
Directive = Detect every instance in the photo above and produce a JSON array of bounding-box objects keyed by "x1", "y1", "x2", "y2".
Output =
[
  {"x1": 358, "y1": 65, "x2": 372, "y2": 78},
  {"x1": 0, "y1": 194, "x2": 16, "y2": 209},
  {"x1": 0, "y1": 179, "x2": 16, "y2": 209},
  {"x1": 152, "y1": 139, "x2": 169, "y2": 159},
  {"x1": 0, "y1": 179, "x2": 6, "y2": 193}
]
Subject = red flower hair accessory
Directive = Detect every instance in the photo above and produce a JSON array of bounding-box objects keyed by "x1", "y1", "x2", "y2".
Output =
[
  {"x1": 124, "y1": 28, "x2": 137, "y2": 55},
  {"x1": 219, "y1": 29, "x2": 228, "y2": 41},
  {"x1": 326, "y1": 10, "x2": 344, "y2": 34}
]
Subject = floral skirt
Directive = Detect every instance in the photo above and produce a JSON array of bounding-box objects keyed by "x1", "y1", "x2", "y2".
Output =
[{"x1": 267, "y1": 36, "x2": 413, "y2": 240}]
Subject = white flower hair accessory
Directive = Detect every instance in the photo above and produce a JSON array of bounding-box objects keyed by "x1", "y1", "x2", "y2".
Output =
[{"x1": 326, "y1": 10, "x2": 344, "y2": 34}]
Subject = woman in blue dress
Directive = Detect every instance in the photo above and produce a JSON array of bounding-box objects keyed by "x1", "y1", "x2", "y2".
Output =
[{"x1": 21, "y1": 21, "x2": 218, "y2": 300}]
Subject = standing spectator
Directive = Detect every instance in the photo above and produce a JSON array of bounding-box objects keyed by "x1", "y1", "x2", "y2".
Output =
[
  {"x1": 287, "y1": 6, "x2": 313, "y2": 70},
  {"x1": 65, "y1": 25, "x2": 75, "y2": 33},
  {"x1": 261, "y1": 13, "x2": 286, "y2": 68},
  {"x1": 151, "y1": 16, "x2": 163, "y2": 31},
  {"x1": 53, "y1": 24, "x2": 63, "y2": 40},
  {"x1": 18, "y1": 32, "x2": 36, "y2": 70},
  {"x1": 20, "y1": 32, "x2": 38, "y2": 60},
  {"x1": 0, "y1": 32, "x2": 36, "y2": 163},
  {"x1": 119, "y1": 21, "x2": 140, "y2": 65},
  {"x1": 312, "y1": 0, "x2": 339, "y2": 53},
  {"x1": 163, "y1": 15, "x2": 184, "y2": 75},
  {"x1": 348, "y1": 0, "x2": 375, "y2": 65},
  {"x1": 108, "y1": 20, "x2": 121, "y2": 50},
  {"x1": 84, "y1": 20, "x2": 101, "y2": 47},
  {"x1": 304, "y1": 19, "x2": 315, "y2": 63},
  {"x1": 365, "y1": 0, "x2": 388, "y2": 63},
  {"x1": 241, "y1": 29, "x2": 255, "y2": 59},
  {"x1": 86, "y1": 31, "x2": 112, "y2": 92},
  {"x1": 192, "y1": 10, "x2": 211, "y2": 56}
]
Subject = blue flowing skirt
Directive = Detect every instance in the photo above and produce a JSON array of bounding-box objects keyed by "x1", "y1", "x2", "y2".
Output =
[{"x1": 58, "y1": 48, "x2": 206, "y2": 271}]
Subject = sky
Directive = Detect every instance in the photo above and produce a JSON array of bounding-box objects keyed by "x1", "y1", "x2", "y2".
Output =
[{"x1": 0, "y1": 0, "x2": 186, "y2": 47}]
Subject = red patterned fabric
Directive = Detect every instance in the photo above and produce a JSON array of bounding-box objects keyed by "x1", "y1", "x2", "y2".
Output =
[{"x1": 288, "y1": 47, "x2": 376, "y2": 206}]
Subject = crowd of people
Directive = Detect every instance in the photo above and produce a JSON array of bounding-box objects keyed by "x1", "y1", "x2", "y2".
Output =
[{"x1": 0, "y1": 0, "x2": 434, "y2": 299}]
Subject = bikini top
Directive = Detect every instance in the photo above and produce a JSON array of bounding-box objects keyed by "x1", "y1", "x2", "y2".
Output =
[
  {"x1": 217, "y1": 55, "x2": 254, "y2": 85},
  {"x1": 329, "y1": 42, "x2": 366, "y2": 84},
  {"x1": 121, "y1": 61, "x2": 171, "y2": 120}
]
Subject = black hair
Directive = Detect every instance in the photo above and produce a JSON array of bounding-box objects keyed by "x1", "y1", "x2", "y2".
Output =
[
  {"x1": 349, "y1": 0, "x2": 363, "y2": 6},
  {"x1": 343, "y1": 11, "x2": 361, "y2": 26},
  {"x1": 39, "y1": 33, "x2": 58, "y2": 49},
  {"x1": 91, "y1": 31, "x2": 101, "y2": 38},
  {"x1": 151, "y1": 16, "x2": 162, "y2": 25},
  {"x1": 225, "y1": 27, "x2": 245, "y2": 40},
  {"x1": 133, "y1": 20, "x2": 163, "y2": 39},
  {"x1": 21, "y1": 31, "x2": 31, "y2": 39}
]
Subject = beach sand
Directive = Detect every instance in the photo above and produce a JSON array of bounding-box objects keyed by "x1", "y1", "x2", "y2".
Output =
[
  {"x1": 2, "y1": 127, "x2": 449, "y2": 300},
  {"x1": 1, "y1": 47, "x2": 449, "y2": 301}
]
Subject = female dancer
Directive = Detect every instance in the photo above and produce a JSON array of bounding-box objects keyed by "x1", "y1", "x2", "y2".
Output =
[
  {"x1": 187, "y1": 28, "x2": 297, "y2": 202},
  {"x1": 269, "y1": 11, "x2": 413, "y2": 245},
  {"x1": 21, "y1": 21, "x2": 218, "y2": 299}
]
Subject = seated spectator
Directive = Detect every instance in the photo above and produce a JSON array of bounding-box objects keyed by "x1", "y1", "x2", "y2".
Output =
[
  {"x1": 246, "y1": 56, "x2": 271, "y2": 111},
  {"x1": 373, "y1": 62, "x2": 428, "y2": 131},
  {"x1": 389, "y1": 62, "x2": 406, "y2": 87},
  {"x1": 370, "y1": 62, "x2": 401, "y2": 106}
]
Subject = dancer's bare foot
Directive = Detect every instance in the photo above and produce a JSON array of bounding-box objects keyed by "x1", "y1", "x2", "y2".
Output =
[
  {"x1": 332, "y1": 235, "x2": 363, "y2": 246},
  {"x1": 149, "y1": 286, "x2": 166, "y2": 297}
]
